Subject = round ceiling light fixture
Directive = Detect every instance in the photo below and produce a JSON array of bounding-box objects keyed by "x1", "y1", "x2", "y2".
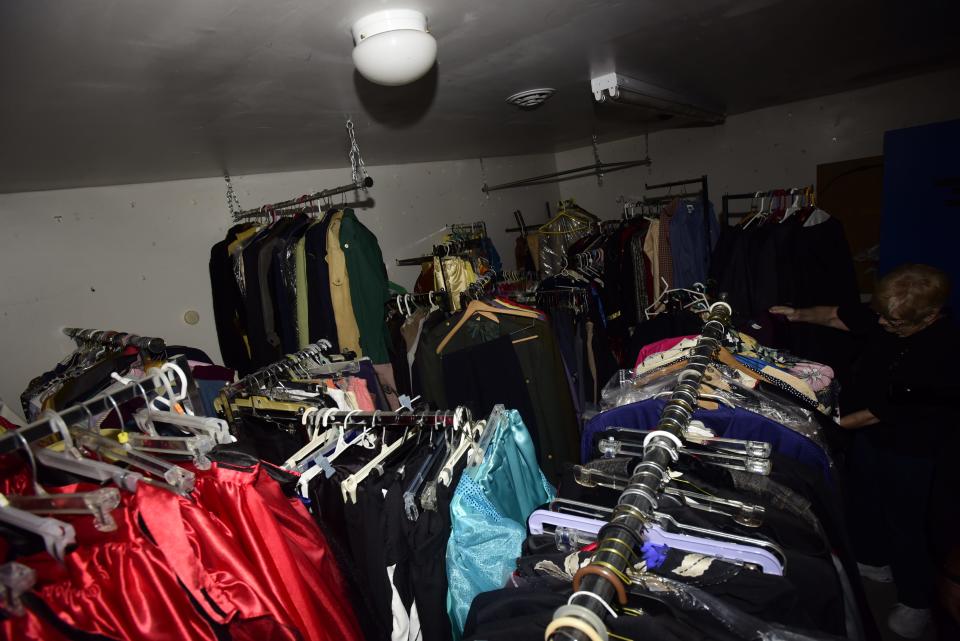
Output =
[
  {"x1": 505, "y1": 88, "x2": 556, "y2": 109},
  {"x1": 351, "y1": 9, "x2": 437, "y2": 86}
]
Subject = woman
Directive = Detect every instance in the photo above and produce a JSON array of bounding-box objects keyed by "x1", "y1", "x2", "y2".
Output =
[{"x1": 771, "y1": 263, "x2": 958, "y2": 639}]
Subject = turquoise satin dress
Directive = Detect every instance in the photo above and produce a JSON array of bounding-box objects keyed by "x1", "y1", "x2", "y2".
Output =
[{"x1": 446, "y1": 407, "x2": 556, "y2": 638}]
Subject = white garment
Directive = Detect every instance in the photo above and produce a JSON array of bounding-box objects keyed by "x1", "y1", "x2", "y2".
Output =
[
  {"x1": 324, "y1": 387, "x2": 352, "y2": 410},
  {"x1": 803, "y1": 208, "x2": 831, "y2": 227}
]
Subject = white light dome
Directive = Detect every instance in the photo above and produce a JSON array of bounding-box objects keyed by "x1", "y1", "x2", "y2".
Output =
[{"x1": 351, "y1": 9, "x2": 437, "y2": 86}]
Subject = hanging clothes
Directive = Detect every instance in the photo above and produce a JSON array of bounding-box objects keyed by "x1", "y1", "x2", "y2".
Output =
[
  {"x1": 210, "y1": 209, "x2": 397, "y2": 380},
  {"x1": 446, "y1": 407, "x2": 555, "y2": 639}
]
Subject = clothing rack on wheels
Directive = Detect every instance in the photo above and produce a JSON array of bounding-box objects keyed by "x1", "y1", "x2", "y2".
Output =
[
  {"x1": 0, "y1": 356, "x2": 192, "y2": 455},
  {"x1": 547, "y1": 300, "x2": 733, "y2": 641},
  {"x1": 63, "y1": 327, "x2": 167, "y2": 357},
  {"x1": 644, "y1": 175, "x2": 711, "y2": 256},
  {"x1": 231, "y1": 176, "x2": 375, "y2": 222}
]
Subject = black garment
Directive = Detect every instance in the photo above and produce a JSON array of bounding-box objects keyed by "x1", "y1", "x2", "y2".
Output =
[
  {"x1": 305, "y1": 212, "x2": 339, "y2": 349},
  {"x1": 442, "y1": 335, "x2": 541, "y2": 457},
  {"x1": 846, "y1": 431, "x2": 936, "y2": 608},
  {"x1": 49, "y1": 352, "x2": 138, "y2": 413},
  {"x1": 561, "y1": 454, "x2": 881, "y2": 640},
  {"x1": 515, "y1": 544, "x2": 814, "y2": 630},
  {"x1": 343, "y1": 467, "x2": 399, "y2": 641},
  {"x1": 219, "y1": 413, "x2": 304, "y2": 466},
  {"x1": 400, "y1": 457, "x2": 467, "y2": 641},
  {"x1": 273, "y1": 214, "x2": 313, "y2": 354},
  {"x1": 548, "y1": 308, "x2": 587, "y2": 420},
  {"x1": 838, "y1": 305, "x2": 960, "y2": 456},
  {"x1": 711, "y1": 217, "x2": 858, "y2": 357},
  {"x1": 242, "y1": 220, "x2": 293, "y2": 365},
  {"x1": 626, "y1": 310, "x2": 703, "y2": 366},
  {"x1": 463, "y1": 586, "x2": 710, "y2": 641},
  {"x1": 415, "y1": 313, "x2": 579, "y2": 482},
  {"x1": 386, "y1": 312, "x2": 412, "y2": 397},
  {"x1": 209, "y1": 224, "x2": 255, "y2": 374}
]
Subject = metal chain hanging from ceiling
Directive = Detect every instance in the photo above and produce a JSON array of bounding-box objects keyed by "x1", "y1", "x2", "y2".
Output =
[
  {"x1": 346, "y1": 119, "x2": 370, "y2": 190},
  {"x1": 223, "y1": 171, "x2": 243, "y2": 217}
]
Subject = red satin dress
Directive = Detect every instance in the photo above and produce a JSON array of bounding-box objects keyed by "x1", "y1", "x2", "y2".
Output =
[{"x1": 0, "y1": 458, "x2": 362, "y2": 641}]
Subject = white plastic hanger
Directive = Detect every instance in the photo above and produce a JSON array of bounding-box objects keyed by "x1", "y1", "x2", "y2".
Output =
[
  {"x1": 438, "y1": 408, "x2": 481, "y2": 486},
  {"x1": 0, "y1": 501, "x2": 76, "y2": 561},
  {"x1": 284, "y1": 407, "x2": 340, "y2": 471},
  {"x1": 340, "y1": 413, "x2": 415, "y2": 503},
  {"x1": 780, "y1": 188, "x2": 802, "y2": 222}
]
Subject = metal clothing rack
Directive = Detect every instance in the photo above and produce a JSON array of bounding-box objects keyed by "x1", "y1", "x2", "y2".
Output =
[
  {"x1": 395, "y1": 238, "x2": 484, "y2": 267},
  {"x1": 396, "y1": 238, "x2": 488, "y2": 309},
  {"x1": 386, "y1": 291, "x2": 449, "y2": 311},
  {"x1": 721, "y1": 192, "x2": 758, "y2": 226},
  {"x1": 483, "y1": 158, "x2": 652, "y2": 194},
  {"x1": 231, "y1": 177, "x2": 374, "y2": 222},
  {"x1": 448, "y1": 221, "x2": 488, "y2": 239},
  {"x1": 720, "y1": 186, "x2": 814, "y2": 226},
  {"x1": 229, "y1": 340, "x2": 355, "y2": 394},
  {"x1": 281, "y1": 408, "x2": 461, "y2": 429},
  {"x1": 64, "y1": 327, "x2": 166, "y2": 356},
  {"x1": 549, "y1": 301, "x2": 732, "y2": 641},
  {"x1": 0, "y1": 355, "x2": 191, "y2": 455}
]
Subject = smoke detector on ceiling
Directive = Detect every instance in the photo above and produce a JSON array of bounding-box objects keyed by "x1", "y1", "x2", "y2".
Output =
[{"x1": 505, "y1": 88, "x2": 556, "y2": 109}]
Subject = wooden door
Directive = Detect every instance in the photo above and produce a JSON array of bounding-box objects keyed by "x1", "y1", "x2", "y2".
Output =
[{"x1": 816, "y1": 156, "x2": 884, "y2": 296}]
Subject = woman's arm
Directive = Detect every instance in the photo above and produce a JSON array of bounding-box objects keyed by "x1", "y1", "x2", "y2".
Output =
[
  {"x1": 838, "y1": 409, "x2": 880, "y2": 429},
  {"x1": 769, "y1": 305, "x2": 850, "y2": 331}
]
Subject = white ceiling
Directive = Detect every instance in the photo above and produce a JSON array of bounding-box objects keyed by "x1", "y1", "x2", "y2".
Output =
[{"x1": 1, "y1": 0, "x2": 958, "y2": 193}]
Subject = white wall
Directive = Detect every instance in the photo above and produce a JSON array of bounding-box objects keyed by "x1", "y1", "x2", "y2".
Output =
[
  {"x1": 554, "y1": 69, "x2": 960, "y2": 216},
  {"x1": 5, "y1": 68, "x2": 960, "y2": 415},
  {"x1": 0, "y1": 153, "x2": 559, "y2": 413}
]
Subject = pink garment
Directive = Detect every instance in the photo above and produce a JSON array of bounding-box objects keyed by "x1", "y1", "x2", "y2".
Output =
[
  {"x1": 635, "y1": 335, "x2": 698, "y2": 369},
  {"x1": 787, "y1": 361, "x2": 835, "y2": 392},
  {"x1": 373, "y1": 363, "x2": 401, "y2": 411},
  {"x1": 347, "y1": 377, "x2": 376, "y2": 411}
]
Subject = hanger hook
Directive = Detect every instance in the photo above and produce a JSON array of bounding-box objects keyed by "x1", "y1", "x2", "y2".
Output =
[
  {"x1": 12, "y1": 429, "x2": 42, "y2": 496},
  {"x1": 42, "y1": 409, "x2": 77, "y2": 456},
  {"x1": 104, "y1": 393, "x2": 125, "y2": 433}
]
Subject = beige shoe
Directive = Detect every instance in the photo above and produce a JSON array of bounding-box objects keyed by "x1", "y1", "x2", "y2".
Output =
[
  {"x1": 857, "y1": 562, "x2": 893, "y2": 583},
  {"x1": 887, "y1": 603, "x2": 931, "y2": 639}
]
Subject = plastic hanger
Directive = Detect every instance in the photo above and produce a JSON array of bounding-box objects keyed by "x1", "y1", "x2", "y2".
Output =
[
  {"x1": 780, "y1": 188, "x2": 802, "y2": 222},
  {"x1": 6, "y1": 488, "x2": 122, "y2": 533},
  {"x1": 0, "y1": 562, "x2": 36, "y2": 616},
  {"x1": 133, "y1": 407, "x2": 234, "y2": 445},
  {"x1": 572, "y1": 465, "x2": 766, "y2": 528},
  {"x1": 595, "y1": 434, "x2": 772, "y2": 475},
  {"x1": 438, "y1": 408, "x2": 481, "y2": 486},
  {"x1": 75, "y1": 431, "x2": 195, "y2": 493},
  {"x1": 340, "y1": 416, "x2": 418, "y2": 503},
  {"x1": 0, "y1": 501, "x2": 76, "y2": 562},
  {"x1": 529, "y1": 498, "x2": 785, "y2": 575}
]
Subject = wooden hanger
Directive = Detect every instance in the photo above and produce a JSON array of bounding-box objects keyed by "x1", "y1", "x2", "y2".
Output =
[{"x1": 436, "y1": 299, "x2": 539, "y2": 354}]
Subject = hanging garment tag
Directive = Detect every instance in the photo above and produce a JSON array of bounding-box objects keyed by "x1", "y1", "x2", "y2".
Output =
[{"x1": 397, "y1": 394, "x2": 420, "y2": 412}]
